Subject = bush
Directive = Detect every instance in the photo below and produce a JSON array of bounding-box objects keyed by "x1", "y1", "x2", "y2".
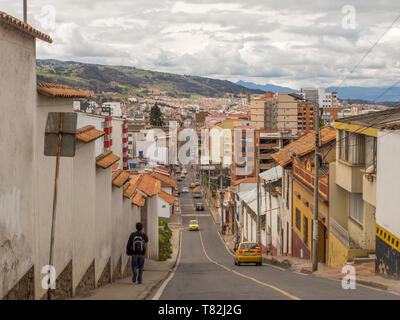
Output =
[{"x1": 158, "y1": 219, "x2": 173, "y2": 261}]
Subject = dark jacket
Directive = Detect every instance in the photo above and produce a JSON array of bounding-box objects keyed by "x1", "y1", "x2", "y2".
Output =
[{"x1": 126, "y1": 231, "x2": 149, "y2": 256}]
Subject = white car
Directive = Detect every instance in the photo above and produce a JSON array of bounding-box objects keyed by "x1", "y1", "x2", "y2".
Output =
[{"x1": 182, "y1": 187, "x2": 189, "y2": 193}]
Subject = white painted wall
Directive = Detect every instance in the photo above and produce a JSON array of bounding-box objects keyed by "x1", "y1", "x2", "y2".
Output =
[
  {"x1": 0, "y1": 24, "x2": 36, "y2": 298},
  {"x1": 376, "y1": 130, "x2": 400, "y2": 236},
  {"x1": 95, "y1": 167, "x2": 112, "y2": 283}
]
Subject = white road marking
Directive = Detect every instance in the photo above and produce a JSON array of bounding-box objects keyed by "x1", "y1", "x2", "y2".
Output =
[{"x1": 152, "y1": 229, "x2": 183, "y2": 300}]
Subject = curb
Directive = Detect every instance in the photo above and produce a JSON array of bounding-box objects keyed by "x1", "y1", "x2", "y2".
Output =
[
  {"x1": 262, "y1": 256, "x2": 292, "y2": 270},
  {"x1": 141, "y1": 228, "x2": 182, "y2": 300},
  {"x1": 356, "y1": 279, "x2": 388, "y2": 290}
]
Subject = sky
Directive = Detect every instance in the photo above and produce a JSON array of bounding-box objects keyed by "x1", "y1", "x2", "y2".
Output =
[{"x1": 1, "y1": 1, "x2": 400, "y2": 90}]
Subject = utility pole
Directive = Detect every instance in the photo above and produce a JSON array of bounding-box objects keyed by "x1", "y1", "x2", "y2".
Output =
[
  {"x1": 23, "y1": 0, "x2": 28, "y2": 23},
  {"x1": 312, "y1": 104, "x2": 320, "y2": 272},
  {"x1": 220, "y1": 165, "x2": 224, "y2": 234},
  {"x1": 256, "y1": 134, "x2": 261, "y2": 245}
]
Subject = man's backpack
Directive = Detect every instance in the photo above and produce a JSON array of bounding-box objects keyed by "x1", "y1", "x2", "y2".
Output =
[{"x1": 132, "y1": 234, "x2": 145, "y2": 254}]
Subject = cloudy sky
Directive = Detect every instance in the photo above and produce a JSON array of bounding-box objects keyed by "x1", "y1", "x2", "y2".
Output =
[{"x1": 1, "y1": 1, "x2": 400, "y2": 89}]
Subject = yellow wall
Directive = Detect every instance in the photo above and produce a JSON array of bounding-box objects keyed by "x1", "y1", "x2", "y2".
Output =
[
  {"x1": 328, "y1": 232, "x2": 372, "y2": 266},
  {"x1": 328, "y1": 232, "x2": 349, "y2": 266},
  {"x1": 292, "y1": 180, "x2": 329, "y2": 250}
]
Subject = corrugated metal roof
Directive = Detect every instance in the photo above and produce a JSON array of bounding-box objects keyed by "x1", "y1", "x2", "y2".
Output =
[
  {"x1": 238, "y1": 186, "x2": 279, "y2": 215},
  {"x1": 259, "y1": 166, "x2": 282, "y2": 182}
]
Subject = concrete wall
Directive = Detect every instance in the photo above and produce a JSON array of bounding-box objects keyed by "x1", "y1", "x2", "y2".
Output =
[
  {"x1": 0, "y1": 24, "x2": 37, "y2": 299},
  {"x1": 72, "y1": 141, "x2": 96, "y2": 295},
  {"x1": 34, "y1": 96, "x2": 75, "y2": 299},
  {"x1": 146, "y1": 196, "x2": 160, "y2": 260},
  {"x1": 376, "y1": 130, "x2": 400, "y2": 236},
  {"x1": 95, "y1": 167, "x2": 112, "y2": 284}
]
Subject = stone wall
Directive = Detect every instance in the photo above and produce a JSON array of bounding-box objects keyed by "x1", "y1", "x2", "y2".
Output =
[
  {"x1": 75, "y1": 260, "x2": 95, "y2": 297},
  {"x1": 2, "y1": 266, "x2": 34, "y2": 300}
]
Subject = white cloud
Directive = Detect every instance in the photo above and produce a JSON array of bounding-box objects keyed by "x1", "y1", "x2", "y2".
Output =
[{"x1": 1, "y1": 0, "x2": 400, "y2": 89}]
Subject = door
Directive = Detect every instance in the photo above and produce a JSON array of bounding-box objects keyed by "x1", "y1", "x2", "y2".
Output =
[{"x1": 317, "y1": 221, "x2": 326, "y2": 263}]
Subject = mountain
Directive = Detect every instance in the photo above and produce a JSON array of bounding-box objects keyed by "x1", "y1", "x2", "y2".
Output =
[
  {"x1": 237, "y1": 80, "x2": 400, "y2": 102},
  {"x1": 326, "y1": 86, "x2": 400, "y2": 103},
  {"x1": 236, "y1": 80, "x2": 298, "y2": 93},
  {"x1": 36, "y1": 59, "x2": 265, "y2": 98}
]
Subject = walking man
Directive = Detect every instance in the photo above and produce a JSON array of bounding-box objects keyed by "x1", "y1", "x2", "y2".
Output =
[{"x1": 126, "y1": 222, "x2": 149, "y2": 284}]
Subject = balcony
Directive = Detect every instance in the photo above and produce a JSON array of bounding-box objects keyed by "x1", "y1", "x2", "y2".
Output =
[
  {"x1": 362, "y1": 173, "x2": 376, "y2": 207},
  {"x1": 335, "y1": 160, "x2": 363, "y2": 193}
]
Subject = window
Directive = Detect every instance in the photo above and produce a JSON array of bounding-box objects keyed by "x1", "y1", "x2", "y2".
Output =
[
  {"x1": 295, "y1": 208, "x2": 301, "y2": 231},
  {"x1": 349, "y1": 193, "x2": 363, "y2": 225},
  {"x1": 303, "y1": 216, "x2": 309, "y2": 246},
  {"x1": 339, "y1": 130, "x2": 365, "y2": 165},
  {"x1": 365, "y1": 136, "x2": 377, "y2": 171}
]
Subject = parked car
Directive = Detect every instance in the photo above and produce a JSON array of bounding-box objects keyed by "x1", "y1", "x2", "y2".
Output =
[
  {"x1": 190, "y1": 183, "x2": 196, "y2": 188},
  {"x1": 182, "y1": 187, "x2": 189, "y2": 193},
  {"x1": 196, "y1": 203, "x2": 204, "y2": 211},
  {"x1": 234, "y1": 242, "x2": 262, "y2": 266},
  {"x1": 195, "y1": 180, "x2": 200, "y2": 186},
  {"x1": 177, "y1": 177, "x2": 183, "y2": 182}
]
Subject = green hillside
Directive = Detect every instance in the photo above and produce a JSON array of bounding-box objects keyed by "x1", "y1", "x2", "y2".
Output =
[{"x1": 36, "y1": 59, "x2": 264, "y2": 98}]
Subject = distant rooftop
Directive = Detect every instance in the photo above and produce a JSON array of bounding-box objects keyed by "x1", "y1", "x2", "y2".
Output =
[{"x1": 335, "y1": 107, "x2": 400, "y2": 130}]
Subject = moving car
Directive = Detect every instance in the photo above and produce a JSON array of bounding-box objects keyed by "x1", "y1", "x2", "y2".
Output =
[
  {"x1": 177, "y1": 177, "x2": 183, "y2": 182},
  {"x1": 195, "y1": 202, "x2": 204, "y2": 211},
  {"x1": 193, "y1": 191, "x2": 201, "y2": 198},
  {"x1": 190, "y1": 183, "x2": 196, "y2": 188},
  {"x1": 195, "y1": 180, "x2": 200, "y2": 186},
  {"x1": 234, "y1": 242, "x2": 262, "y2": 266},
  {"x1": 182, "y1": 187, "x2": 189, "y2": 193},
  {"x1": 182, "y1": 169, "x2": 188, "y2": 174},
  {"x1": 181, "y1": 173, "x2": 186, "y2": 179},
  {"x1": 189, "y1": 220, "x2": 199, "y2": 231}
]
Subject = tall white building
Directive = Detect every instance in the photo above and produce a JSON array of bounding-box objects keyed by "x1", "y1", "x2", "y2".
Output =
[
  {"x1": 301, "y1": 87, "x2": 338, "y2": 108},
  {"x1": 102, "y1": 102, "x2": 122, "y2": 117}
]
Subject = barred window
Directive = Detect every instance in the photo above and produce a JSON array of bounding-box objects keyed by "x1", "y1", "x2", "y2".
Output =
[{"x1": 350, "y1": 193, "x2": 363, "y2": 225}]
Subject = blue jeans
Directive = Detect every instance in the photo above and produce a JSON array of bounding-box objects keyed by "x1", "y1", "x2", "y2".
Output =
[{"x1": 131, "y1": 254, "x2": 145, "y2": 283}]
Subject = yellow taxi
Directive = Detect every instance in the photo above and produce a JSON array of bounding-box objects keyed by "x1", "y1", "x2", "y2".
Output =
[
  {"x1": 190, "y1": 183, "x2": 196, "y2": 188},
  {"x1": 234, "y1": 242, "x2": 262, "y2": 266},
  {"x1": 181, "y1": 173, "x2": 186, "y2": 179},
  {"x1": 188, "y1": 220, "x2": 199, "y2": 231}
]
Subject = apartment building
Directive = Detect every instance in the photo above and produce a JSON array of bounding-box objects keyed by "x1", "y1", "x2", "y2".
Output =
[
  {"x1": 329, "y1": 108, "x2": 400, "y2": 266},
  {"x1": 301, "y1": 87, "x2": 341, "y2": 124}
]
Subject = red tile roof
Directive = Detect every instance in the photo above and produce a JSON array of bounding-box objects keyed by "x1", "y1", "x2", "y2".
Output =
[
  {"x1": 112, "y1": 170, "x2": 131, "y2": 188},
  {"x1": 0, "y1": 11, "x2": 53, "y2": 43},
  {"x1": 158, "y1": 190, "x2": 175, "y2": 204},
  {"x1": 151, "y1": 172, "x2": 177, "y2": 188},
  {"x1": 96, "y1": 151, "x2": 120, "y2": 169},
  {"x1": 37, "y1": 82, "x2": 86, "y2": 99},
  {"x1": 271, "y1": 127, "x2": 336, "y2": 167},
  {"x1": 76, "y1": 125, "x2": 104, "y2": 143},
  {"x1": 137, "y1": 174, "x2": 161, "y2": 197},
  {"x1": 132, "y1": 191, "x2": 146, "y2": 207}
]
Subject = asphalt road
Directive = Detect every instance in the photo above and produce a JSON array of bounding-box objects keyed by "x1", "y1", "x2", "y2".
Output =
[{"x1": 154, "y1": 168, "x2": 400, "y2": 300}]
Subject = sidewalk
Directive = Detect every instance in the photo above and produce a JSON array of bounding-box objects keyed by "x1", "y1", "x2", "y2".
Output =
[
  {"x1": 219, "y1": 230, "x2": 400, "y2": 295},
  {"x1": 202, "y1": 186, "x2": 221, "y2": 224},
  {"x1": 72, "y1": 211, "x2": 182, "y2": 300}
]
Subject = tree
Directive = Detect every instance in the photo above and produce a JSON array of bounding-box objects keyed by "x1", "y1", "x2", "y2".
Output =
[{"x1": 150, "y1": 103, "x2": 164, "y2": 126}]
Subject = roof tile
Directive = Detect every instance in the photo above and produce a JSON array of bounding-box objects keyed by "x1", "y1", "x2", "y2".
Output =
[
  {"x1": 112, "y1": 170, "x2": 131, "y2": 188},
  {"x1": 76, "y1": 125, "x2": 105, "y2": 143},
  {"x1": 37, "y1": 82, "x2": 86, "y2": 98},
  {"x1": 0, "y1": 11, "x2": 52, "y2": 43},
  {"x1": 96, "y1": 150, "x2": 120, "y2": 169},
  {"x1": 271, "y1": 127, "x2": 336, "y2": 167},
  {"x1": 151, "y1": 172, "x2": 177, "y2": 188},
  {"x1": 158, "y1": 190, "x2": 175, "y2": 204}
]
